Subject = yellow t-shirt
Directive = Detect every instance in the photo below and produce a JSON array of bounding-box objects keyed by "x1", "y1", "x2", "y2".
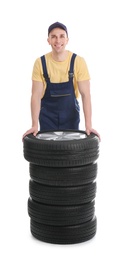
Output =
[{"x1": 32, "y1": 51, "x2": 90, "y2": 98}]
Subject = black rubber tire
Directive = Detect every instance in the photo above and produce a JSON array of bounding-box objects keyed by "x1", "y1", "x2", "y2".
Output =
[
  {"x1": 29, "y1": 180, "x2": 97, "y2": 205},
  {"x1": 23, "y1": 130, "x2": 99, "y2": 167},
  {"x1": 29, "y1": 162, "x2": 97, "y2": 186},
  {"x1": 30, "y1": 216, "x2": 97, "y2": 244},
  {"x1": 28, "y1": 198, "x2": 95, "y2": 226}
]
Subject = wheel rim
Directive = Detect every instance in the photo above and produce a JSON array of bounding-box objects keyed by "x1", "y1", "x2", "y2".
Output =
[{"x1": 36, "y1": 131, "x2": 87, "y2": 141}]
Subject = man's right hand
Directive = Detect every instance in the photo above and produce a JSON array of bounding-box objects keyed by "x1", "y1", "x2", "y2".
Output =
[{"x1": 22, "y1": 126, "x2": 38, "y2": 141}]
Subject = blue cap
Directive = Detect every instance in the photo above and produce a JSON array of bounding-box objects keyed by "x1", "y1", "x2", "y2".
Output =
[{"x1": 48, "y1": 22, "x2": 68, "y2": 36}]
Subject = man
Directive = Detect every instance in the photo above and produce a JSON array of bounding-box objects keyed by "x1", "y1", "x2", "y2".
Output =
[{"x1": 23, "y1": 22, "x2": 100, "y2": 139}]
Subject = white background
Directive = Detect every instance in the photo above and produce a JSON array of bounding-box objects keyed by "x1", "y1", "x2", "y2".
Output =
[{"x1": 0, "y1": 0, "x2": 127, "y2": 259}]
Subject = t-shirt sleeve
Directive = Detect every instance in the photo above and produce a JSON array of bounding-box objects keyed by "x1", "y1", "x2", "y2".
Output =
[
  {"x1": 75, "y1": 56, "x2": 90, "y2": 81},
  {"x1": 32, "y1": 58, "x2": 44, "y2": 82}
]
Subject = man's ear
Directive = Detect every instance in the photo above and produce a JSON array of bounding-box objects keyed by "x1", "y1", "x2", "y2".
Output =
[
  {"x1": 67, "y1": 38, "x2": 69, "y2": 44},
  {"x1": 47, "y1": 38, "x2": 50, "y2": 45}
]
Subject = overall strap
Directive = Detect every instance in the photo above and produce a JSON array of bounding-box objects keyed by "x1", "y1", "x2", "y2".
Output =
[
  {"x1": 68, "y1": 53, "x2": 77, "y2": 81},
  {"x1": 40, "y1": 55, "x2": 50, "y2": 82}
]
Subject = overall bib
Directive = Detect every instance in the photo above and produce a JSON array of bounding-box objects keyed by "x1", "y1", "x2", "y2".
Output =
[{"x1": 39, "y1": 53, "x2": 80, "y2": 131}]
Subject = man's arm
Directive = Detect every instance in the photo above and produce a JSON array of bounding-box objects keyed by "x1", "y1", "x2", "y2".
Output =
[
  {"x1": 22, "y1": 80, "x2": 44, "y2": 139},
  {"x1": 78, "y1": 80, "x2": 100, "y2": 139}
]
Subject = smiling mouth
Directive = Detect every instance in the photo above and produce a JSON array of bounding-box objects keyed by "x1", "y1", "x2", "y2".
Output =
[{"x1": 55, "y1": 45, "x2": 63, "y2": 47}]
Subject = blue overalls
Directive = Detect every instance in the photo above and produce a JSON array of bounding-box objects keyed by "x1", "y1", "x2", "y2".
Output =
[{"x1": 39, "y1": 53, "x2": 80, "y2": 131}]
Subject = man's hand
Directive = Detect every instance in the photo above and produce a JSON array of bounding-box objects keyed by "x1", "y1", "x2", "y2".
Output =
[
  {"x1": 86, "y1": 128, "x2": 101, "y2": 141},
  {"x1": 22, "y1": 126, "x2": 38, "y2": 141}
]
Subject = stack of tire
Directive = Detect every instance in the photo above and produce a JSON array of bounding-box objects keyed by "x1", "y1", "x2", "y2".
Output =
[{"x1": 23, "y1": 130, "x2": 99, "y2": 244}]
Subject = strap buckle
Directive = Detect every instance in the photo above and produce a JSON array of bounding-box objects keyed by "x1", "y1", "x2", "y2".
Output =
[
  {"x1": 43, "y1": 74, "x2": 50, "y2": 81},
  {"x1": 68, "y1": 72, "x2": 74, "y2": 78}
]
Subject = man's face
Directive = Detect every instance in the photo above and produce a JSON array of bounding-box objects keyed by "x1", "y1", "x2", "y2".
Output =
[{"x1": 47, "y1": 28, "x2": 69, "y2": 53}]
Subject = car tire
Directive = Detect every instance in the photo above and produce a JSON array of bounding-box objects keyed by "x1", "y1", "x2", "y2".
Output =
[
  {"x1": 29, "y1": 162, "x2": 98, "y2": 186},
  {"x1": 23, "y1": 130, "x2": 99, "y2": 167},
  {"x1": 30, "y1": 216, "x2": 97, "y2": 244},
  {"x1": 29, "y1": 179, "x2": 97, "y2": 205}
]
